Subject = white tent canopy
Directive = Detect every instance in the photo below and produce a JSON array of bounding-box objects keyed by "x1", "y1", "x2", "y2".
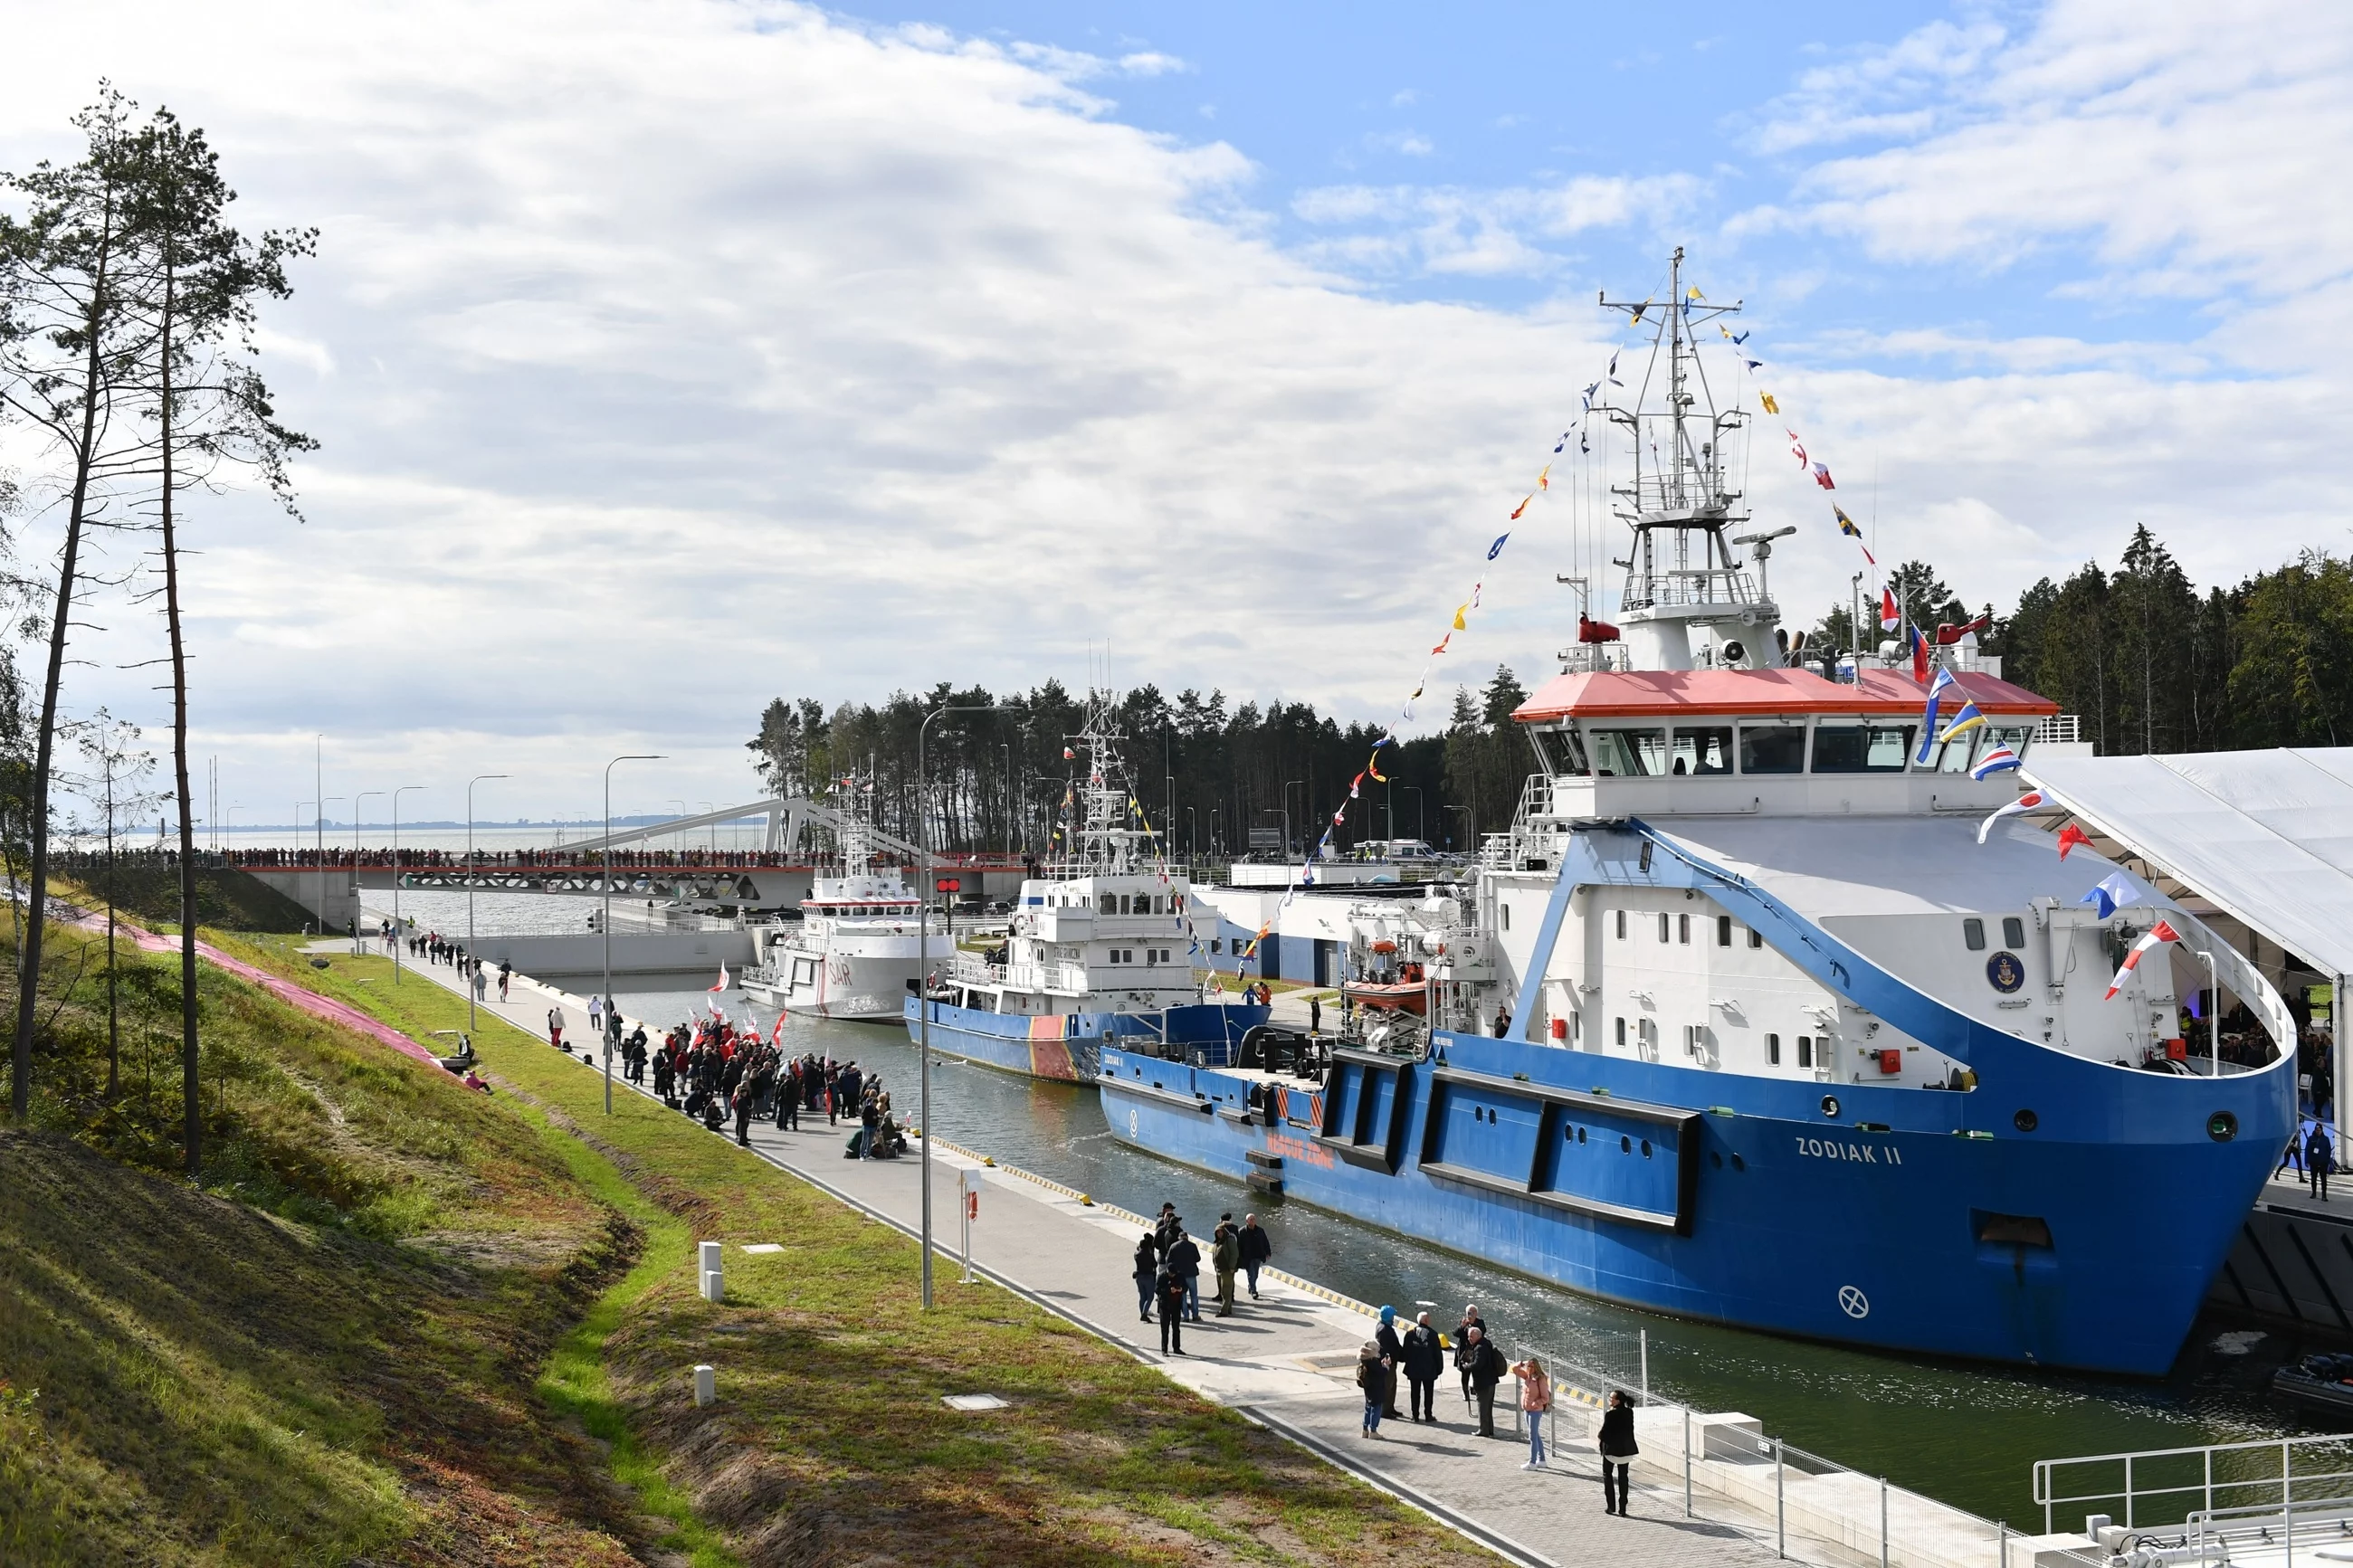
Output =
[{"x1": 2023, "y1": 747, "x2": 2353, "y2": 985}]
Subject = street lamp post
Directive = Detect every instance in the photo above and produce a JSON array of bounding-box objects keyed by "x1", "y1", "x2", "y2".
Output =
[
  {"x1": 918, "y1": 702, "x2": 1009, "y2": 1309},
  {"x1": 604, "y1": 755, "x2": 665, "y2": 1114},
  {"x1": 391, "y1": 786, "x2": 424, "y2": 986},
  {"x1": 314, "y1": 795, "x2": 344, "y2": 935},
  {"x1": 466, "y1": 774, "x2": 510, "y2": 1033},
  {"x1": 1445, "y1": 803, "x2": 1475, "y2": 858},
  {"x1": 351, "y1": 792, "x2": 383, "y2": 952}
]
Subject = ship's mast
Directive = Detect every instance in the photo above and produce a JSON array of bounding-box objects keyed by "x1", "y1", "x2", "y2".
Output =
[
  {"x1": 1055, "y1": 691, "x2": 1157, "y2": 877},
  {"x1": 1593, "y1": 245, "x2": 1780, "y2": 672}
]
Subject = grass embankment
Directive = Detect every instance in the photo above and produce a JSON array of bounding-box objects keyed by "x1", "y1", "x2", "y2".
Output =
[
  {"x1": 66, "y1": 860, "x2": 317, "y2": 932},
  {"x1": 0, "y1": 909, "x2": 665, "y2": 1565},
  {"x1": 248, "y1": 938, "x2": 1494, "y2": 1568}
]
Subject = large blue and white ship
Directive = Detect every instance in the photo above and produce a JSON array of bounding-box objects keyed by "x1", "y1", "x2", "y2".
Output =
[
  {"x1": 1098, "y1": 251, "x2": 2297, "y2": 1375},
  {"x1": 905, "y1": 696, "x2": 1266, "y2": 1081}
]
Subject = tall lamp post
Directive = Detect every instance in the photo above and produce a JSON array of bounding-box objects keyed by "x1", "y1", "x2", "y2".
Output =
[
  {"x1": 390, "y1": 786, "x2": 424, "y2": 986},
  {"x1": 314, "y1": 795, "x2": 344, "y2": 934},
  {"x1": 604, "y1": 755, "x2": 666, "y2": 1114},
  {"x1": 918, "y1": 702, "x2": 1008, "y2": 1308},
  {"x1": 351, "y1": 792, "x2": 383, "y2": 952},
  {"x1": 466, "y1": 774, "x2": 509, "y2": 1033},
  {"x1": 1444, "y1": 803, "x2": 1475, "y2": 858}
]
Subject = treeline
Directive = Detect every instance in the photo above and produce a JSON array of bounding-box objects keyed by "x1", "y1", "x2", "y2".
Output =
[
  {"x1": 747, "y1": 672, "x2": 1541, "y2": 860},
  {"x1": 1811, "y1": 526, "x2": 2353, "y2": 754}
]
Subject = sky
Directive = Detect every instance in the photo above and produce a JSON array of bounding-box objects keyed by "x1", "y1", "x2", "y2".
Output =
[{"x1": 1, "y1": 0, "x2": 2348, "y2": 823}]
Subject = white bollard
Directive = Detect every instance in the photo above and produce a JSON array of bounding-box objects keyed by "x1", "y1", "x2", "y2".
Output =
[
  {"x1": 699, "y1": 1241, "x2": 723, "y2": 1302},
  {"x1": 693, "y1": 1364, "x2": 715, "y2": 1407}
]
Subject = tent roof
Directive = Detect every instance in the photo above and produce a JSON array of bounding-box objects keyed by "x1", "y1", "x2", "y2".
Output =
[{"x1": 2024, "y1": 747, "x2": 2353, "y2": 981}]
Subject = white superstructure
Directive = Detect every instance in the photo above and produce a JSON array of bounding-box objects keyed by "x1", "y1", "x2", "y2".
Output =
[{"x1": 743, "y1": 781, "x2": 934, "y2": 1022}]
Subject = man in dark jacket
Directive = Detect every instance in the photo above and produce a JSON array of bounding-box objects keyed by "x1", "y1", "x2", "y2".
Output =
[
  {"x1": 1237, "y1": 1213, "x2": 1272, "y2": 1297},
  {"x1": 1162, "y1": 1226, "x2": 1203, "y2": 1323},
  {"x1": 1462, "y1": 1325, "x2": 1506, "y2": 1437},
  {"x1": 1157, "y1": 1266, "x2": 1187, "y2": 1355},
  {"x1": 1401, "y1": 1311, "x2": 1445, "y2": 1422},
  {"x1": 1212, "y1": 1218, "x2": 1242, "y2": 1317},
  {"x1": 1597, "y1": 1390, "x2": 1639, "y2": 1514},
  {"x1": 1375, "y1": 1307, "x2": 1406, "y2": 1420}
]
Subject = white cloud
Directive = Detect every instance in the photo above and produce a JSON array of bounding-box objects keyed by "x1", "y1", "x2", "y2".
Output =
[
  {"x1": 0, "y1": 0, "x2": 2346, "y2": 820},
  {"x1": 1772, "y1": 0, "x2": 2353, "y2": 308}
]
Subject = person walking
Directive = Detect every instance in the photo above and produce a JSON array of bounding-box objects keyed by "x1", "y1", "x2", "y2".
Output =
[
  {"x1": 1597, "y1": 1390, "x2": 1639, "y2": 1514},
  {"x1": 1238, "y1": 1212, "x2": 1272, "y2": 1298},
  {"x1": 1132, "y1": 1231, "x2": 1160, "y2": 1323},
  {"x1": 1375, "y1": 1307, "x2": 1407, "y2": 1419},
  {"x1": 2310, "y1": 1120, "x2": 2336, "y2": 1201},
  {"x1": 498, "y1": 961, "x2": 511, "y2": 1002},
  {"x1": 1212, "y1": 1217, "x2": 1241, "y2": 1317},
  {"x1": 472, "y1": 965, "x2": 487, "y2": 1004},
  {"x1": 1512, "y1": 1354, "x2": 1552, "y2": 1469},
  {"x1": 1356, "y1": 1339, "x2": 1395, "y2": 1438},
  {"x1": 1157, "y1": 1265, "x2": 1187, "y2": 1356},
  {"x1": 587, "y1": 993, "x2": 604, "y2": 1043},
  {"x1": 1402, "y1": 1311, "x2": 1443, "y2": 1422},
  {"x1": 1163, "y1": 1225, "x2": 1202, "y2": 1323},
  {"x1": 1462, "y1": 1325, "x2": 1505, "y2": 1438},
  {"x1": 548, "y1": 1007, "x2": 566, "y2": 1051},
  {"x1": 1455, "y1": 1304, "x2": 1487, "y2": 1410}
]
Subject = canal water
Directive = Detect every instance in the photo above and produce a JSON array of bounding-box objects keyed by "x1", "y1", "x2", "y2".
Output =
[{"x1": 372, "y1": 890, "x2": 2326, "y2": 1528}]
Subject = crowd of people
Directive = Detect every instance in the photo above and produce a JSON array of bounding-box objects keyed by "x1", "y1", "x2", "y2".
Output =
[{"x1": 1128, "y1": 1207, "x2": 1643, "y2": 1503}]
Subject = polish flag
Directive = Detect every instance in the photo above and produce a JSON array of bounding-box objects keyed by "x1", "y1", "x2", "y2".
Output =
[
  {"x1": 2104, "y1": 920, "x2": 2181, "y2": 1001},
  {"x1": 709, "y1": 964, "x2": 731, "y2": 993},
  {"x1": 1977, "y1": 789, "x2": 2049, "y2": 845},
  {"x1": 2056, "y1": 823, "x2": 2091, "y2": 860},
  {"x1": 1880, "y1": 588, "x2": 1900, "y2": 632}
]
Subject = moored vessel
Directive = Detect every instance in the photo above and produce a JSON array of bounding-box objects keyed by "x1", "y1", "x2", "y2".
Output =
[
  {"x1": 743, "y1": 780, "x2": 932, "y2": 1022},
  {"x1": 906, "y1": 693, "x2": 1265, "y2": 1080},
  {"x1": 1096, "y1": 250, "x2": 2297, "y2": 1373}
]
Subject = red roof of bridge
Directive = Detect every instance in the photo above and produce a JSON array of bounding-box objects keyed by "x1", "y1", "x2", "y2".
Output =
[{"x1": 1511, "y1": 667, "x2": 2059, "y2": 723}]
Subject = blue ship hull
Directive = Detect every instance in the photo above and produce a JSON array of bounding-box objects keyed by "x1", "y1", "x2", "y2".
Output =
[
  {"x1": 904, "y1": 996, "x2": 1268, "y2": 1082},
  {"x1": 1096, "y1": 822, "x2": 2296, "y2": 1374}
]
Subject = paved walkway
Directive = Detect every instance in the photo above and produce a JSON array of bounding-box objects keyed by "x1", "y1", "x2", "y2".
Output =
[{"x1": 353, "y1": 941, "x2": 1809, "y2": 1568}]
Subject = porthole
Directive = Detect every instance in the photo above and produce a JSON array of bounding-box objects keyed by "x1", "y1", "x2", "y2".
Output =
[
  {"x1": 1731, "y1": 1153, "x2": 1747, "y2": 1172},
  {"x1": 1621, "y1": 1134, "x2": 1633, "y2": 1153},
  {"x1": 1820, "y1": 1095, "x2": 1842, "y2": 1118},
  {"x1": 2014, "y1": 1108, "x2": 2040, "y2": 1134},
  {"x1": 2207, "y1": 1111, "x2": 2238, "y2": 1143},
  {"x1": 1710, "y1": 1150, "x2": 1724, "y2": 1168},
  {"x1": 1641, "y1": 1139, "x2": 1653, "y2": 1158},
  {"x1": 1577, "y1": 1126, "x2": 1587, "y2": 1145}
]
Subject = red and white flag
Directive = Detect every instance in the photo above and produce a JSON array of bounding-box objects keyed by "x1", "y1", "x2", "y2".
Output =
[
  {"x1": 2104, "y1": 920, "x2": 2181, "y2": 1001},
  {"x1": 1977, "y1": 789, "x2": 2048, "y2": 844},
  {"x1": 1880, "y1": 588, "x2": 1900, "y2": 632},
  {"x1": 709, "y1": 964, "x2": 731, "y2": 993}
]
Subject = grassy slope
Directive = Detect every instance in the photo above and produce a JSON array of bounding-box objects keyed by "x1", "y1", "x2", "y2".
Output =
[
  {"x1": 65, "y1": 860, "x2": 319, "y2": 933},
  {"x1": 242, "y1": 937, "x2": 1496, "y2": 1568},
  {"x1": 0, "y1": 914, "x2": 656, "y2": 1566}
]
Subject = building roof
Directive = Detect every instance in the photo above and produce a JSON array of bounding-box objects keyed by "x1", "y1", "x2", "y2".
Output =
[
  {"x1": 1512, "y1": 666, "x2": 2060, "y2": 724},
  {"x1": 2024, "y1": 747, "x2": 2353, "y2": 981}
]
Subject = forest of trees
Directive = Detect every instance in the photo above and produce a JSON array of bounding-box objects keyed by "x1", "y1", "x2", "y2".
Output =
[
  {"x1": 760, "y1": 528, "x2": 2353, "y2": 860},
  {"x1": 746, "y1": 668, "x2": 1537, "y2": 862}
]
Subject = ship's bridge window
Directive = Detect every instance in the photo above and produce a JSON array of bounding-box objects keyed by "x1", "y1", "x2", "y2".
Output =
[
  {"x1": 1811, "y1": 721, "x2": 1917, "y2": 774},
  {"x1": 1672, "y1": 726, "x2": 1734, "y2": 776},
  {"x1": 1963, "y1": 917, "x2": 1986, "y2": 951},
  {"x1": 1739, "y1": 721, "x2": 1807, "y2": 774},
  {"x1": 2004, "y1": 917, "x2": 2026, "y2": 947},
  {"x1": 1587, "y1": 727, "x2": 1667, "y2": 777},
  {"x1": 1530, "y1": 726, "x2": 1591, "y2": 776}
]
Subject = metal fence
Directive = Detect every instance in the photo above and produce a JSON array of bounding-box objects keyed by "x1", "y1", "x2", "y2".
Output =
[{"x1": 1504, "y1": 1327, "x2": 2018, "y2": 1568}]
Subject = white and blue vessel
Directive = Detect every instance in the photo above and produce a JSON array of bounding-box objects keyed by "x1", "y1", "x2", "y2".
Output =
[
  {"x1": 1098, "y1": 252, "x2": 2297, "y2": 1374},
  {"x1": 905, "y1": 695, "x2": 1266, "y2": 1081}
]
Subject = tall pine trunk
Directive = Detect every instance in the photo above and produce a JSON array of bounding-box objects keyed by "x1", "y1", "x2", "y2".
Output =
[
  {"x1": 158, "y1": 237, "x2": 202, "y2": 1176},
  {"x1": 13, "y1": 194, "x2": 117, "y2": 1124}
]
